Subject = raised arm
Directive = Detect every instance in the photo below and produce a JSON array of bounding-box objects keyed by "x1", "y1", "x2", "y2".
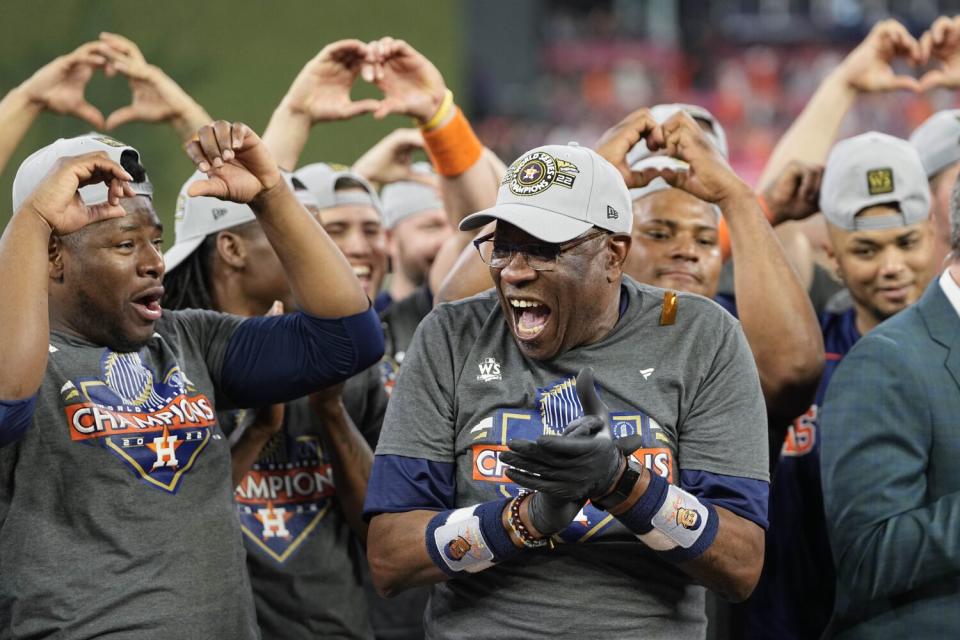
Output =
[
  {"x1": 184, "y1": 120, "x2": 369, "y2": 317},
  {"x1": 757, "y1": 19, "x2": 923, "y2": 191},
  {"x1": 360, "y1": 36, "x2": 505, "y2": 296},
  {"x1": 917, "y1": 15, "x2": 960, "y2": 91},
  {"x1": 0, "y1": 42, "x2": 106, "y2": 176},
  {"x1": 0, "y1": 153, "x2": 133, "y2": 402},
  {"x1": 351, "y1": 127, "x2": 431, "y2": 190},
  {"x1": 95, "y1": 32, "x2": 211, "y2": 143},
  {"x1": 594, "y1": 109, "x2": 824, "y2": 419},
  {"x1": 262, "y1": 40, "x2": 379, "y2": 171}
]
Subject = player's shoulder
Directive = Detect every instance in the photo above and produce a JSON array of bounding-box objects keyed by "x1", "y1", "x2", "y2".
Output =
[
  {"x1": 625, "y1": 277, "x2": 738, "y2": 331},
  {"x1": 430, "y1": 288, "x2": 501, "y2": 327}
]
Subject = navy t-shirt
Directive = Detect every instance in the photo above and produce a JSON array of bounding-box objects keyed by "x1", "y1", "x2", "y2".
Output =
[{"x1": 747, "y1": 308, "x2": 860, "y2": 640}]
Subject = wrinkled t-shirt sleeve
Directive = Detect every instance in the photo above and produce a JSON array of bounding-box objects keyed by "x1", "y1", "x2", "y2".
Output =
[{"x1": 678, "y1": 321, "x2": 769, "y2": 482}]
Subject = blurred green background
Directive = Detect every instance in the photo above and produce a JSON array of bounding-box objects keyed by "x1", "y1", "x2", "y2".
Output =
[{"x1": 0, "y1": 0, "x2": 462, "y2": 239}]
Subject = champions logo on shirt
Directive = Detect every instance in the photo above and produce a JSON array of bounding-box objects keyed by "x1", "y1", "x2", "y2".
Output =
[
  {"x1": 233, "y1": 430, "x2": 336, "y2": 565},
  {"x1": 61, "y1": 349, "x2": 215, "y2": 494},
  {"x1": 470, "y1": 376, "x2": 675, "y2": 544}
]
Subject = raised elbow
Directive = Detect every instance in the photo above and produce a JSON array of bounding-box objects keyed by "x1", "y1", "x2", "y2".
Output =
[
  {"x1": 725, "y1": 569, "x2": 762, "y2": 603},
  {"x1": 714, "y1": 552, "x2": 763, "y2": 603},
  {"x1": 760, "y1": 355, "x2": 825, "y2": 419}
]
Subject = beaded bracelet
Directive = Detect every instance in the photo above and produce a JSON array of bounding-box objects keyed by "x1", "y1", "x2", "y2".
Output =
[{"x1": 507, "y1": 490, "x2": 553, "y2": 549}]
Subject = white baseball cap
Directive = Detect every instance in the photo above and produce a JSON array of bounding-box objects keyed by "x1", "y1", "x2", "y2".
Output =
[
  {"x1": 820, "y1": 132, "x2": 931, "y2": 231},
  {"x1": 164, "y1": 171, "x2": 318, "y2": 273},
  {"x1": 12, "y1": 133, "x2": 153, "y2": 213},
  {"x1": 163, "y1": 171, "x2": 257, "y2": 273},
  {"x1": 459, "y1": 143, "x2": 632, "y2": 243},
  {"x1": 294, "y1": 163, "x2": 383, "y2": 216},
  {"x1": 380, "y1": 162, "x2": 443, "y2": 229},
  {"x1": 909, "y1": 109, "x2": 960, "y2": 178},
  {"x1": 626, "y1": 103, "x2": 729, "y2": 168}
]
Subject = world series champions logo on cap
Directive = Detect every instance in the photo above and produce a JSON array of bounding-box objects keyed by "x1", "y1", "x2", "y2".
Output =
[
  {"x1": 504, "y1": 151, "x2": 579, "y2": 196},
  {"x1": 92, "y1": 134, "x2": 126, "y2": 148},
  {"x1": 866, "y1": 167, "x2": 895, "y2": 195}
]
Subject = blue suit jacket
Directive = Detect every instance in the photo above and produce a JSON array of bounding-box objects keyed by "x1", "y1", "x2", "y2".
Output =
[{"x1": 820, "y1": 278, "x2": 960, "y2": 638}]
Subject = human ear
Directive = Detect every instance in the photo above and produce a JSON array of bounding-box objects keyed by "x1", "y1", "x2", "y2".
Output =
[
  {"x1": 605, "y1": 234, "x2": 632, "y2": 282},
  {"x1": 48, "y1": 236, "x2": 65, "y2": 281},
  {"x1": 215, "y1": 231, "x2": 247, "y2": 270}
]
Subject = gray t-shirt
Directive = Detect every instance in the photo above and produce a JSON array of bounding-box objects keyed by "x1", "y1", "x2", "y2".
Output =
[
  {"x1": 0, "y1": 310, "x2": 257, "y2": 639},
  {"x1": 228, "y1": 364, "x2": 386, "y2": 640},
  {"x1": 375, "y1": 277, "x2": 768, "y2": 640}
]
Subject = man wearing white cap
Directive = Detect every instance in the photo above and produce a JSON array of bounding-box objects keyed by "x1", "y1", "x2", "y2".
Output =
[
  {"x1": 364, "y1": 112, "x2": 769, "y2": 638},
  {"x1": 909, "y1": 108, "x2": 960, "y2": 271},
  {"x1": 0, "y1": 124, "x2": 382, "y2": 638},
  {"x1": 748, "y1": 132, "x2": 936, "y2": 639},
  {"x1": 295, "y1": 162, "x2": 388, "y2": 303},
  {"x1": 163, "y1": 166, "x2": 388, "y2": 640},
  {"x1": 818, "y1": 137, "x2": 960, "y2": 640}
]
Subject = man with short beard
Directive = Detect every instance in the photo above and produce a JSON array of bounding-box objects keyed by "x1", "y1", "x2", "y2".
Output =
[{"x1": 0, "y1": 123, "x2": 382, "y2": 638}]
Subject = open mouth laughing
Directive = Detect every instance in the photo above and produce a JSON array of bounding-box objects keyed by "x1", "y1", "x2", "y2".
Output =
[{"x1": 508, "y1": 297, "x2": 552, "y2": 340}]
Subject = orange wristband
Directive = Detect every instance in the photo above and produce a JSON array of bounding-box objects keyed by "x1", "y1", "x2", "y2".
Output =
[{"x1": 422, "y1": 107, "x2": 484, "y2": 178}]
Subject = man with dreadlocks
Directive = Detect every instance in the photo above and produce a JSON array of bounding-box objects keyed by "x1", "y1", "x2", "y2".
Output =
[{"x1": 163, "y1": 163, "x2": 388, "y2": 639}]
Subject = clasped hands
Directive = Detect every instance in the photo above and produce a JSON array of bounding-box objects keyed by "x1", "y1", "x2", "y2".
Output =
[{"x1": 501, "y1": 368, "x2": 633, "y2": 536}]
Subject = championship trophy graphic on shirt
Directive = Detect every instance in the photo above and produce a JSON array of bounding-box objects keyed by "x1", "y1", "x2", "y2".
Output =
[
  {"x1": 469, "y1": 375, "x2": 675, "y2": 544},
  {"x1": 61, "y1": 349, "x2": 216, "y2": 493}
]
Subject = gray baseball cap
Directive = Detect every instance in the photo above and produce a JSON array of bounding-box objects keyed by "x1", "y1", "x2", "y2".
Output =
[
  {"x1": 626, "y1": 103, "x2": 729, "y2": 167},
  {"x1": 820, "y1": 131, "x2": 930, "y2": 231},
  {"x1": 909, "y1": 109, "x2": 960, "y2": 178},
  {"x1": 294, "y1": 163, "x2": 383, "y2": 217},
  {"x1": 12, "y1": 133, "x2": 153, "y2": 213},
  {"x1": 459, "y1": 143, "x2": 632, "y2": 243},
  {"x1": 380, "y1": 162, "x2": 444, "y2": 229}
]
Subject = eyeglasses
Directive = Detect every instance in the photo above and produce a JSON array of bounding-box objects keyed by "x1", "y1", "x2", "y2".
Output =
[{"x1": 472, "y1": 230, "x2": 609, "y2": 271}]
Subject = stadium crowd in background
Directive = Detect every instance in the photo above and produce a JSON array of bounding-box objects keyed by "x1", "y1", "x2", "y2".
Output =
[{"x1": 1, "y1": 13, "x2": 960, "y2": 640}]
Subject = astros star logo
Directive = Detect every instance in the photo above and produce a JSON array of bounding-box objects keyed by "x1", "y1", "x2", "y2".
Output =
[
  {"x1": 256, "y1": 502, "x2": 294, "y2": 540},
  {"x1": 507, "y1": 151, "x2": 579, "y2": 196},
  {"x1": 146, "y1": 424, "x2": 184, "y2": 471}
]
